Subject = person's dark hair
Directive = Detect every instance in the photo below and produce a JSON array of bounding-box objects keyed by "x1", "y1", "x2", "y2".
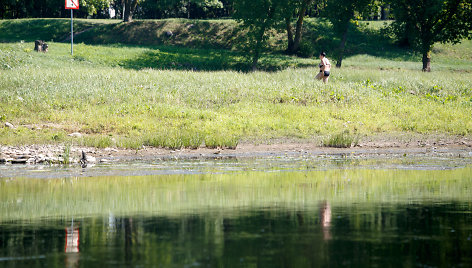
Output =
[{"x1": 320, "y1": 52, "x2": 326, "y2": 57}]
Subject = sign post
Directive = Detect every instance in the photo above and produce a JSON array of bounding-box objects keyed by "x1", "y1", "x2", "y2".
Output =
[{"x1": 65, "y1": 0, "x2": 79, "y2": 55}]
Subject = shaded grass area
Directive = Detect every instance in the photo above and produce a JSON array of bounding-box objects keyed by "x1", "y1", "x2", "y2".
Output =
[
  {"x1": 2, "y1": 18, "x2": 471, "y2": 67},
  {"x1": 0, "y1": 18, "x2": 242, "y2": 49},
  {"x1": 304, "y1": 20, "x2": 415, "y2": 61},
  {"x1": 76, "y1": 19, "x2": 242, "y2": 50},
  {"x1": 303, "y1": 19, "x2": 472, "y2": 71},
  {"x1": 1, "y1": 167, "x2": 471, "y2": 220},
  {"x1": 0, "y1": 18, "x2": 417, "y2": 60},
  {"x1": 117, "y1": 46, "x2": 313, "y2": 71},
  {"x1": 0, "y1": 18, "x2": 102, "y2": 43},
  {"x1": 118, "y1": 46, "x2": 312, "y2": 71},
  {"x1": 2, "y1": 18, "x2": 471, "y2": 72}
]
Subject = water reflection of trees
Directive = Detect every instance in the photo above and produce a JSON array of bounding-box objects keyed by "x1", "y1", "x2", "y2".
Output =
[
  {"x1": 81, "y1": 204, "x2": 472, "y2": 267},
  {"x1": 1, "y1": 204, "x2": 471, "y2": 266}
]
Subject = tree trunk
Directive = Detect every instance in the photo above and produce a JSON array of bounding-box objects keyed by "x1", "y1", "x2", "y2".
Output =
[
  {"x1": 422, "y1": 50, "x2": 431, "y2": 72},
  {"x1": 252, "y1": 25, "x2": 267, "y2": 71},
  {"x1": 124, "y1": 218, "x2": 134, "y2": 260},
  {"x1": 252, "y1": 36, "x2": 263, "y2": 71},
  {"x1": 123, "y1": 0, "x2": 131, "y2": 22},
  {"x1": 187, "y1": 0, "x2": 191, "y2": 19},
  {"x1": 252, "y1": 48, "x2": 260, "y2": 72},
  {"x1": 336, "y1": 25, "x2": 349, "y2": 68},
  {"x1": 291, "y1": 0, "x2": 313, "y2": 53},
  {"x1": 123, "y1": 0, "x2": 137, "y2": 22},
  {"x1": 380, "y1": 4, "x2": 390, "y2": 20},
  {"x1": 285, "y1": 16, "x2": 294, "y2": 53}
]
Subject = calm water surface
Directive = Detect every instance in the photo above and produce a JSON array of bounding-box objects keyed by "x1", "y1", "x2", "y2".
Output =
[{"x1": 1, "y1": 156, "x2": 472, "y2": 267}]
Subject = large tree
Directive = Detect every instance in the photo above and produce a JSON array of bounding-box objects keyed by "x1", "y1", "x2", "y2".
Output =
[
  {"x1": 233, "y1": 0, "x2": 283, "y2": 71},
  {"x1": 282, "y1": 0, "x2": 314, "y2": 54},
  {"x1": 324, "y1": 0, "x2": 375, "y2": 68},
  {"x1": 389, "y1": 0, "x2": 472, "y2": 71}
]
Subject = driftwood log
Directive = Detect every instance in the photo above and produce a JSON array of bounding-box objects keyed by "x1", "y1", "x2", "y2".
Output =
[{"x1": 34, "y1": 40, "x2": 48, "y2": 52}]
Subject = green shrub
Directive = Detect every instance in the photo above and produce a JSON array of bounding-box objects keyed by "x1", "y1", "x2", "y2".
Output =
[
  {"x1": 116, "y1": 137, "x2": 143, "y2": 150},
  {"x1": 80, "y1": 136, "x2": 113, "y2": 148},
  {"x1": 51, "y1": 132, "x2": 66, "y2": 142},
  {"x1": 205, "y1": 134, "x2": 239, "y2": 149},
  {"x1": 62, "y1": 143, "x2": 71, "y2": 165},
  {"x1": 297, "y1": 40, "x2": 316, "y2": 58},
  {"x1": 143, "y1": 129, "x2": 204, "y2": 150},
  {"x1": 323, "y1": 130, "x2": 360, "y2": 148}
]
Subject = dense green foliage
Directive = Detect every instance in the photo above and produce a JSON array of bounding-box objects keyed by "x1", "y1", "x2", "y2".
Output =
[
  {"x1": 0, "y1": 0, "x2": 113, "y2": 18},
  {"x1": 0, "y1": 0, "x2": 235, "y2": 19},
  {"x1": 389, "y1": 0, "x2": 472, "y2": 71},
  {"x1": 233, "y1": 0, "x2": 284, "y2": 69},
  {"x1": 323, "y1": 0, "x2": 375, "y2": 67}
]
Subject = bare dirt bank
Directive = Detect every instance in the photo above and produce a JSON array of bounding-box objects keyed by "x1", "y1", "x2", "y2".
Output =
[{"x1": 1, "y1": 134, "x2": 471, "y2": 165}]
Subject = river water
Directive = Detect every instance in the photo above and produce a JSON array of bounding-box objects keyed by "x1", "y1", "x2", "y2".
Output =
[{"x1": 1, "y1": 154, "x2": 472, "y2": 267}]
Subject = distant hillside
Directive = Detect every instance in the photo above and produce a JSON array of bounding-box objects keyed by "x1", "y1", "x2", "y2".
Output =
[
  {"x1": 0, "y1": 18, "x2": 244, "y2": 49},
  {"x1": 0, "y1": 18, "x2": 401, "y2": 58},
  {"x1": 1, "y1": 18, "x2": 470, "y2": 65}
]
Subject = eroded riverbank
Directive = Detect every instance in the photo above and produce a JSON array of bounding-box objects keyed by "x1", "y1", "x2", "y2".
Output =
[
  {"x1": 1, "y1": 143, "x2": 472, "y2": 179},
  {"x1": 1, "y1": 134, "x2": 472, "y2": 165}
]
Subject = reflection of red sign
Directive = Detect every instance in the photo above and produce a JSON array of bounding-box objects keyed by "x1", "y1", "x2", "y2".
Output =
[
  {"x1": 65, "y1": 227, "x2": 80, "y2": 253},
  {"x1": 65, "y1": 0, "x2": 79, "y2": 9}
]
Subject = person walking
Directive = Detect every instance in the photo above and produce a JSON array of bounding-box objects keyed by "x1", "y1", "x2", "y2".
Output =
[{"x1": 315, "y1": 52, "x2": 331, "y2": 83}]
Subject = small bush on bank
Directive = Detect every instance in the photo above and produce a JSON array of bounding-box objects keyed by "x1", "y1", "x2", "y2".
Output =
[{"x1": 323, "y1": 130, "x2": 360, "y2": 148}]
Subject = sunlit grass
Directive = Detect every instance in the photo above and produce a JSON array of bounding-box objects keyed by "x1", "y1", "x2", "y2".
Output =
[
  {"x1": 1, "y1": 19, "x2": 472, "y2": 149},
  {"x1": 323, "y1": 130, "x2": 360, "y2": 148},
  {"x1": 1, "y1": 41, "x2": 471, "y2": 148}
]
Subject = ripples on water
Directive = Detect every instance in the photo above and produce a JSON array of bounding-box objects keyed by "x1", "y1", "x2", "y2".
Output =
[{"x1": 1, "y1": 155, "x2": 471, "y2": 267}]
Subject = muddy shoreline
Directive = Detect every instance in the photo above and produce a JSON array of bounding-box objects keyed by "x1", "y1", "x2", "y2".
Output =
[{"x1": 1, "y1": 135, "x2": 472, "y2": 166}]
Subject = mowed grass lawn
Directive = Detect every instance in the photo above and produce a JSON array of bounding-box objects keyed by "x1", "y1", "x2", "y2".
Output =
[{"x1": 1, "y1": 20, "x2": 471, "y2": 149}]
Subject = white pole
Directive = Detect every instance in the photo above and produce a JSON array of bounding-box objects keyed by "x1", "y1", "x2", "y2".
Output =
[{"x1": 71, "y1": 9, "x2": 74, "y2": 55}]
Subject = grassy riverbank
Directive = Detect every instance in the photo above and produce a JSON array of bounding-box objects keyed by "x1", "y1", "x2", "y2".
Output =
[{"x1": 1, "y1": 19, "x2": 471, "y2": 149}]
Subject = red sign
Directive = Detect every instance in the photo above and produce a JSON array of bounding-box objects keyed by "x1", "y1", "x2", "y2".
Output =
[{"x1": 65, "y1": 0, "x2": 79, "y2": 9}]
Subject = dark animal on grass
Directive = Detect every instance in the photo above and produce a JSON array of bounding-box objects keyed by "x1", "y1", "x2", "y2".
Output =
[{"x1": 34, "y1": 40, "x2": 48, "y2": 52}]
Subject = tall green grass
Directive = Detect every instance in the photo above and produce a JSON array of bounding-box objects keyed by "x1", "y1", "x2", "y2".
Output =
[
  {"x1": 1, "y1": 18, "x2": 471, "y2": 149},
  {"x1": 1, "y1": 41, "x2": 471, "y2": 148},
  {"x1": 323, "y1": 130, "x2": 360, "y2": 148}
]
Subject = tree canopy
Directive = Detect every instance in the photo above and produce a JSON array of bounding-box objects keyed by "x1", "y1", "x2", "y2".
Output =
[
  {"x1": 323, "y1": 0, "x2": 375, "y2": 67},
  {"x1": 233, "y1": 0, "x2": 283, "y2": 70},
  {"x1": 389, "y1": 0, "x2": 472, "y2": 71}
]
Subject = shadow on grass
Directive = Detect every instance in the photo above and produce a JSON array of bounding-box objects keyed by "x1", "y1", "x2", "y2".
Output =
[
  {"x1": 303, "y1": 19, "x2": 417, "y2": 62},
  {"x1": 120, "y1": 45, "x2": 313, "y2": 72},
  {"x1": 121, "y1": 47, "x2": 244, "y2": 71},
  {"x1": 76, "y1": 19, "x2": 242, "y2": 50},
  {"x1": 0, "y1": 18, "x2": 418, "y2": 70}
]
